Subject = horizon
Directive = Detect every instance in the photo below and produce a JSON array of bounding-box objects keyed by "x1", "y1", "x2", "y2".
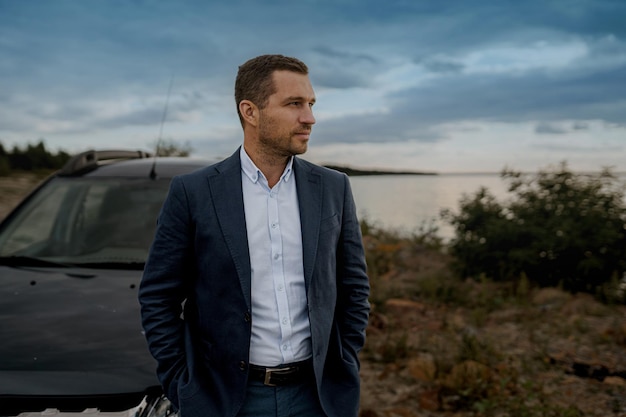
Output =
[{"x1": 3, "y1": 138, "x2": 626, "y2": 177}]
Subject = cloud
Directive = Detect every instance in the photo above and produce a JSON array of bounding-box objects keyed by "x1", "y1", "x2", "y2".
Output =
[
  {"x1": 572, "y1": 121, "x2": 589, "y2": 130},
  {"x1": 1, "y1": 0, "x2": 626, "y2": 172},
  {"x1": 535, "y1": 123, "x2": 568, "y2": 134},
  {"x1": 419, "y1": 57, "x2": 465, "y2": 74}
]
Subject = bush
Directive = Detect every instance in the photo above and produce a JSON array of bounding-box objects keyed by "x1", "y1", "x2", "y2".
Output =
[{"x1": 442, "y1": 162, "x2": 626, "y2": 296}]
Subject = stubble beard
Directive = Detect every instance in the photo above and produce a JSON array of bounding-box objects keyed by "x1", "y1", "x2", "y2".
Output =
[{"x1": 258, "y1": 119, "x2": 310, "y2": 159}]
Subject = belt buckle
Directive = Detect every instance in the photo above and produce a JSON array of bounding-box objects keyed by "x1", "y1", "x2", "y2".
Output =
[
  {"x1": 263, "y1": 366, "x2": 294, "y2": 387},
  {"x1": 263, "y1": 368, "x2": 278, "y2": 387}
]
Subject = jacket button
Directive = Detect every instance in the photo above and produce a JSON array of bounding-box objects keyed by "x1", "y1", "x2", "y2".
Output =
[
  {"x1": 244, "y1": 312, "x2": 251, "y2": 323},
  {"x1": 239, "y1": 361, "x2": 247, "y2": 371}
]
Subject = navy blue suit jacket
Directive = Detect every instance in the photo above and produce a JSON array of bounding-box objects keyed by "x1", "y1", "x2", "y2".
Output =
[{"x1": 138, "y1": 149, "x2": 370, "y2": 417}]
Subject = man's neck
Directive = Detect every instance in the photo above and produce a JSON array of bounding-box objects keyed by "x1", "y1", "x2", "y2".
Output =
[{"x1": 243, "y1": 144, "x2": 290, "y2": 188}]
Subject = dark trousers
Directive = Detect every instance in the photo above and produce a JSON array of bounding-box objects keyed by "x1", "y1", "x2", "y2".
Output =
[{"x1": 236, "y1": 378, "x2": 326, "y2": 417}]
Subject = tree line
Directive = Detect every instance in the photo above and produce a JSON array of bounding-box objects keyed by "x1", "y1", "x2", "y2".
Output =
[
  {"x1": 0, "y1": 140, "x2": 71, "y2": 176},
  {"x1": 0, "y1": 138, "x2": 195, "y2": 177}
]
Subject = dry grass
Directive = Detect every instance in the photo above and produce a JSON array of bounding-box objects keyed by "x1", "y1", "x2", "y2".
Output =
[{"x1": 360, "y1": 223, "x2": 626, "y2": 416}]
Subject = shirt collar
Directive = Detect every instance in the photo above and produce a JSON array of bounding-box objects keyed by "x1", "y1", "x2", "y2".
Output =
[{"x1": 240, "y1": 147, "x2": 294, "y2": 184}]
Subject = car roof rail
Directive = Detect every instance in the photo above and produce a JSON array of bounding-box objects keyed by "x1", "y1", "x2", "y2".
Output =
[{"x1": 58, "y1": 149, "x2": 152, "y2": 176}]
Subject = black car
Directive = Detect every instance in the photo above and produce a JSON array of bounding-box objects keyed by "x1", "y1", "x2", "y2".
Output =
[{"x1": 0, "y1": 150, "x2": 215, "y2": 416}]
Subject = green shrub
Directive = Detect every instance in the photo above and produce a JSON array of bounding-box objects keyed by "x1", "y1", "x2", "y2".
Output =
[{"x1": 442, "y1": 162, "x2": 626, "y2": 296}]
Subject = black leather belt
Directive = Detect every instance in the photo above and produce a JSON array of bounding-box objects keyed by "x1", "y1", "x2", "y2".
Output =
[{"x1": 248, "y1": 359, "x2": 313, "y2": 386}]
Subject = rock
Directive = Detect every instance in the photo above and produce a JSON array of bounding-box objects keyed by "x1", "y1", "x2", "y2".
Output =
[{"x1": 603, "y1": 376, "x2": 626, "y2": 386}]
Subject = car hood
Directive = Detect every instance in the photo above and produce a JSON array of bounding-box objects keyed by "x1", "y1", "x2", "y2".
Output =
[{"x1": 0, "y1": 265, "x2": 160, "y2": 413}]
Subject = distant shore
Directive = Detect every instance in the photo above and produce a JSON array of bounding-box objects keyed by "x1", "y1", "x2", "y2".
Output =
[{"x1": 324, "y1": 164, "x2": 437, "y2": 176}]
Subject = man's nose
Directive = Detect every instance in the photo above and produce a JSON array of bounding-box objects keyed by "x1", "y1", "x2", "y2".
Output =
[{"x1": 301, "y1": 106, "x2": 316, "y2": 125}]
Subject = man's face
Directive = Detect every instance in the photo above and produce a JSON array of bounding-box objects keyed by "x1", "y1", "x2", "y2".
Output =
[{"x1": 257, "y1": 70, "x2": 316, "y2": 157}]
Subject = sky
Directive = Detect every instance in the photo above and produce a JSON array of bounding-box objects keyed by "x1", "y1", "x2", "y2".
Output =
[{"x1": 1, "y1": 0, "x2": 625, "y2": 174}]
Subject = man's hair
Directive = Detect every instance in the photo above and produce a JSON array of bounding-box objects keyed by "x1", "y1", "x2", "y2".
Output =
[{"x1": 235, "y1": 54, "x2": 309, "y2": 126}]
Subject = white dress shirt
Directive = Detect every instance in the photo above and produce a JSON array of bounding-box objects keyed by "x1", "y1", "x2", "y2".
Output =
[{"x1": 240, "y1": 148, "x2": 312, "y2": 366}]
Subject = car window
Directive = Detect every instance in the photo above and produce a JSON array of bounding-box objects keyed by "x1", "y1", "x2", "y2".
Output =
[
  {"x1": 0, "y1": 180, "x2": 73, "y2": 256},
  {"x1": 0, "y1": 177, "x2": 169, "y2": 266}
]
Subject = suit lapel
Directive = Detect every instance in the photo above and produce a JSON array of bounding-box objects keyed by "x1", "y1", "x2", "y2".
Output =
[
  {"x1": 207, "y1": 153, "x2": 321, "y2": 305},
  {"x1": 294, "y1": 158, "x2": 322, "y2": 290},
  {"x1": 208, "y1": 150, "x2": 252, "y2": 309}
]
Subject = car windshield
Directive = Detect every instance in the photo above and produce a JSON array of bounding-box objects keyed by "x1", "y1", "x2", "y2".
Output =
[{"x1": 0, "y1": 177, "x2": 169, "y2": 268}]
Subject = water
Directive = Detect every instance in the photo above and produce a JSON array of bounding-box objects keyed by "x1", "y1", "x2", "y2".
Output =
[
  {"x1": 350, "y1": 172, "x2": 626, "y2": 241},
  {"x1": 350, "y1": 174, "x2": 522, "y2": 240}
]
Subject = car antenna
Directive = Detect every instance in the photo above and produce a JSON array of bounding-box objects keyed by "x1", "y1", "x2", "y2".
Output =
[{"x1": 150, "y1": 74, "x2": 175, "y2": 179}]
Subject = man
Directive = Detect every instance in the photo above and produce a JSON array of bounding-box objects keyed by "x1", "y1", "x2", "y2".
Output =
[{"x1": 139, "y1": 54, "x2": 370, "y2": 417}]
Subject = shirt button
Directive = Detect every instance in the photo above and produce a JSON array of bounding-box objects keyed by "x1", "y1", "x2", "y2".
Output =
[
  {"x1": 271, "y1": 223, "x2": 277, "y2": 228},
  {"x1": 277, "y1": 284, "x2": 284, "y2": 291},
  {"x1": 282, "y1": 344, "x2": 288, "y2": 351},
  {"x1": 282, "y1": 318, "x2": 288, "y2": 325}
]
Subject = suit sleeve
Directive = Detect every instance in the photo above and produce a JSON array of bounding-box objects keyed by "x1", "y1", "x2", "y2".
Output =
[
  {"x1": 336, "y1": 174, "x2": 370, "y2": 364},
  {"x1": 138, "y1": 176, "x2": 194, "y2": 407}
]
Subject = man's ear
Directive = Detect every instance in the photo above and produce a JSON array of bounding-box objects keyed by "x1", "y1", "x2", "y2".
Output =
[{"x1": 239, "y1": 100, "x2": 258, "y2": 127}]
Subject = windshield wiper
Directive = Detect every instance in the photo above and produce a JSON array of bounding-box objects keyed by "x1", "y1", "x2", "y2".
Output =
[{"x1": 0, "y1": 256, "x2": 75, "y2": 268}]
